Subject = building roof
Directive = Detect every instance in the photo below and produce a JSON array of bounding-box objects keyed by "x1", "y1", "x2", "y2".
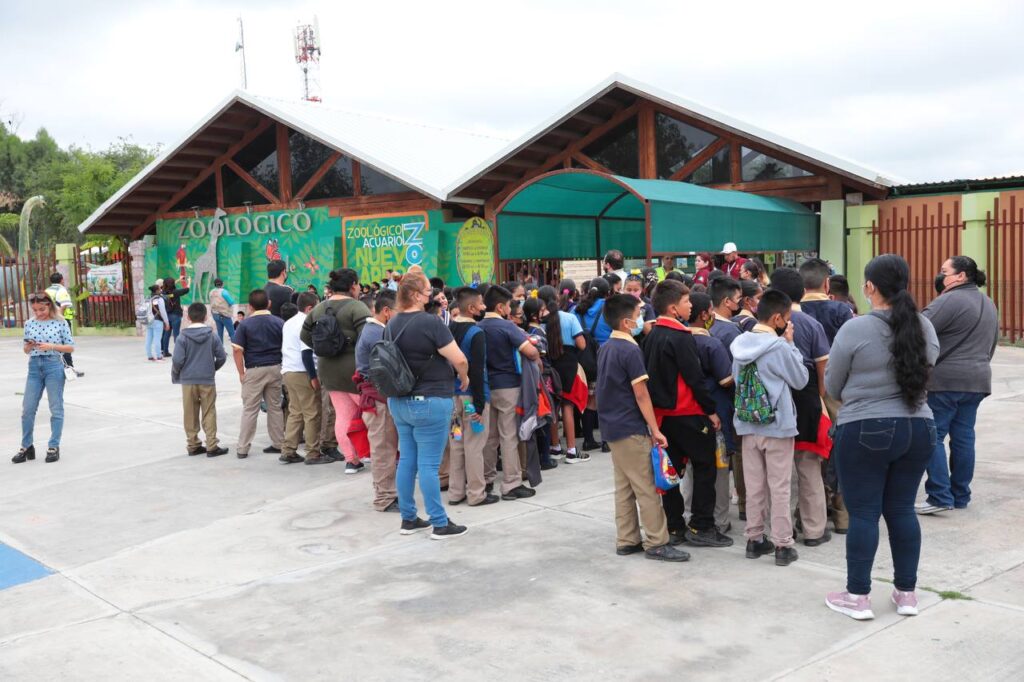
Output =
[{"x1": 889, "y1": 174, "x2": 1024, "y2": 196}]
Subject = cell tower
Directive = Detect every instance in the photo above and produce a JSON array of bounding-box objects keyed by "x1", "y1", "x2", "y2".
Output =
[{"x1": 294, "y1": 17, "x2": 322, "y2": 102}]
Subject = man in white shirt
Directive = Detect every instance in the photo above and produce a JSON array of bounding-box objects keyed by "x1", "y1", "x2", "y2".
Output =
[
  {"x1": 603, "y1": 249, "x2": 628, "y2": 285},
  {"x1": 280, "y1": 292, "x2": 324, "y2": 464}
]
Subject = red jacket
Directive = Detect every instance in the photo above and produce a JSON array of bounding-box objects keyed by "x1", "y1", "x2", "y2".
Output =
[{"x1": 722, "y1": 257, "x2": 747, "y2": 280}]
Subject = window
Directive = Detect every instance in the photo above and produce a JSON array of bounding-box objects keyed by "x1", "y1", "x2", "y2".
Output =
[
  {"x1": 289, "y1": 130, "x2": 336, "y2": 191},
  {"x1": 304, "y1": 155, "x2": 355, "y2": 200},
  {"x1": 360, "y1": 164, "x2": 411, "y2": 196},
  {"x1": 582, "y1": 118, "x2": 638, "y2": 178},
  {"x1": 232, "y1": 127, "x2": 278, "y2": 195},
  {"x1": 684, "y1": 145, "x2": 731, "y2": 185},
  {"x1": 655, "y1": 113, "x2": 718, "y2": 178},
  {"x1": 741, "y1": 147, "x2": 812, "y2": 182},
  {"x1": 222, "y1": 165, "x2": 271, "y2": 207},
  {"x1": 170, "y1": 175, "x2": 217, "y2": 211}
]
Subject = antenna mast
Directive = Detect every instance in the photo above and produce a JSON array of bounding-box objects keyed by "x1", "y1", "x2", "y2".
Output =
[
  {"x1": 235, "y1": 16, "x2": 248, "y2": 89},
  {"x1": 293, "y1": 17, "x2": 322, "y2": 102}
]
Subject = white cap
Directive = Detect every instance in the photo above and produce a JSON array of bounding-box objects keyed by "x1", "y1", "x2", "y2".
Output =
[{"x1": 721, "y1": 242, "x2": 738, "y2": 254}]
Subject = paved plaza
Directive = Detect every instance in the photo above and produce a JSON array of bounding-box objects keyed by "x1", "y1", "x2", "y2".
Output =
[{"x1": 1, "y1": 336, "x2": 1023, "y2": 681}]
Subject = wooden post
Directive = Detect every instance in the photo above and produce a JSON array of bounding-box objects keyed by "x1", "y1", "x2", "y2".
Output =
[
  {"x1": 638, "y1": 103, "x2": 656, "y2": 179},
  {"x1": 276, "y1": 123, "x2": 292, "y2": 203},
  {"x1": 730, "y1": 142, "x2": 742, "y2": 184}
]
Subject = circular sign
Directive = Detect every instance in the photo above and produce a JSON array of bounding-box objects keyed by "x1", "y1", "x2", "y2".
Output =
[{"x1": 455, "y1": 217, "x2": 494, "y2": 285}]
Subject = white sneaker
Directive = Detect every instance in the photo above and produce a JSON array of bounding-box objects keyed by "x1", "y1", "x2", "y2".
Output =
[
  {"x1": 826, "y1": 591, "x2": 875, "y2": 620},
  {"x1": 891, "y1": 589, "x2": 919, "y2": 616},
  {"x1": 915, "y1": 501, "x2": 952, "y2": 515}
]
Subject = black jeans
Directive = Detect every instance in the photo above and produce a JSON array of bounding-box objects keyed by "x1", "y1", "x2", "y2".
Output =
[
  {"x1": 834, "y1": 417, "x2": 935, "y2": 595},
  {"x1": 660, "y1": 415, "x2": 717, "y2": 532}
]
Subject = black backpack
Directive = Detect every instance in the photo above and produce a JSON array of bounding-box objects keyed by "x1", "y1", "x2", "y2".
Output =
[
  {"x1": 311, "y1": 301, "x2": 352, "y2": 357},
  {"x1": 367, "y1": 314, "x2": 432, "y2": 398},
  {"x1": 576, "y1": 307, "x2": 602, "y2": 382}
]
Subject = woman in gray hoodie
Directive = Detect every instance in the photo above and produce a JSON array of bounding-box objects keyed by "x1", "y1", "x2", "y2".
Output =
[{"x1": 824, "y1": 255, "x2": 939, "y2": 621}]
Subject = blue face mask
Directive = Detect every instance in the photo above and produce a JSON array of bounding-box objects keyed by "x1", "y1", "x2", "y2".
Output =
[{"x1": 631, "y1": 315, "x2": 644, "y2": 336}]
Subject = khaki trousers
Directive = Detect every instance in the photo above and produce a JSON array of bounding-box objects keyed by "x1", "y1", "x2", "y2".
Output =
[
  {"x1": 364, "y1": 401, "x2": 399, "y2": 510},
  {"x1": 483, "y1": 387, "x2": 523, "y2": 494},
  {"x1": 449, "y1": 400, "x2": 490, "y2": 505},
  {"x1": 282, "y1": 372, "x2": 321, "y2": 458},
  {"x1": 182, "y1": 384, "x2": 218, "y2": 450},
  {"x1": 610, "y1": 435, "x2": 670, "y2": 549},
  {"x1": 237, "y1": 365, "x2": 285, "y2": 456},
  {"x1": 792, "y1": 450, "x2": 828, "y2": 539},
  {"x1": 742, "y1": 434, "x2": 795, "y2": 547},
  {"x1": 320, "y1": 387, "x2": 337, "y2": 450}
]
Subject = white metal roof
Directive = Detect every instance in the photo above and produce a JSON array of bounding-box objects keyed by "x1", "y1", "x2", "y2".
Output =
[{"x1": 444, "y1": 73, "x2": 902, "y2": 197}]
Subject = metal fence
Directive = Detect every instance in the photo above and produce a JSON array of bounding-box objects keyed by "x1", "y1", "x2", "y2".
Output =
[
  {"x1": 74, "y1": 246, "x2": 136, "y2": 327},
  {"x1": 987, "y1": 197, "x2": 1024, "y2": 342},
  {"x1": 0, "y1": 250, "x2": 60, "y2": 328}
]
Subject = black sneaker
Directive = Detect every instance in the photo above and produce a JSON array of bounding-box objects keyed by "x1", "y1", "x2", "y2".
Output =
[
  {"x1": 616, "y1": 543, "x2": 644, "y2": 556},
  {"x1": 468, "y1": 494, "x2": 500, "y2": 507},
  {"x1": 321, "y1": 447, "x2": 344, "y2": 462},
  {"x1": 745, "y1": 535, "x2": 775, "y2": 559},
  {"x1": 400, "y1": 518, "x2": 431, "y2": 535},
  {"x1": 582, "y1": 440, "x2": 601, "y2": 452},
  {"x1": 775, "y1": 546, "x2": 799, "y2": 566},
  {"x1": 540, "y1": 460, "x2": 558, "y2": 470},
  {"x1": 485, "y1": 482, "x2": 494, "y2": 493},
  {"x1": 501, "y1": 485, "x2": 536, "y2": 500},
  {"x1": 305, "y1": 454, "x2": 332, "y2": 465},
  {"x1": 206, "y1": 446, "x2": 229, "y2": 458},
  {"x1": 448, "y1": 497, "x2": 467, "y2": 506},
  {"x1": 668, "y1": 529, "x2": 688, "y2": 546},
  {"x1": 645, "y1": 544, "x2": 690, "y2": 562},
  {"x1": 564, "y1": 450, "x2": 591, "y2": 464},
  {"x1": 684, "y1": 526, "x2": 735, "y2": 548},
  {"x1": 345, "y1": 461, "x2": 365, "y2": 475},
  {"x1": 430, "y1": 522, "x2": 468, "y2": 540},
  {"x1": 381, "y1": 500, "x2": 399, "y2": 513},
  {"x1": 237, "y1": 452, "x2": 248, "y2": 459},
  {"x1": 263, "y1": 445, "x2": 282, "y2": 454},
  {"x1": 804, "y1": 529, "x2": 833, "y2": 547},
  {"x1": 279, "y1": 454, "x2": 304, "y2": 464},
  {"x1": 187, "y1": 446, "x2": 207, "y2": 456},
  {"x1": 600, "y1": 441, "x2": 611, "y2": 453},
  {"x1": 739, "y1": 511, "x2": 747, "y2": 521},
  {"x1": 45, "y1": 447, "x2": 60, "y2": 463}
]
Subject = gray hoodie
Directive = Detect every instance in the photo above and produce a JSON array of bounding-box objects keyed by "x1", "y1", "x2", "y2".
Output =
[
  {"x1": 171, "y1": 325, "x2": 226, "y2": 385},
  {"x1": 730, "y1": 329, "x2": 809, "y2": 438}
]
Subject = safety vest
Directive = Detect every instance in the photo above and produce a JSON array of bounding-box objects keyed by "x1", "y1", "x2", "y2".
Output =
[{"x1": 46, "y1": 284, "x2": 75, "y2": 320}]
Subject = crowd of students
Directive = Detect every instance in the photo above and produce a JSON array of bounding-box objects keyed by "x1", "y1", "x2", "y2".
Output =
[{"x1": 18, "y1": 244, "x2": 1000, "y2": 623}]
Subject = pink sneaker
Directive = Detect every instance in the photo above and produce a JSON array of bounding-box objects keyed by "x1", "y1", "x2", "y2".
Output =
[
  {"x1": 825, "y1": 591, "x2": 875, "y2": 620},
  {"x1": 891, "y1": 589, "x2": 919, "y2": 616}
]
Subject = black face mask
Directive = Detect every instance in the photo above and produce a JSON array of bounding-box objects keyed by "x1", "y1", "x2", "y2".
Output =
[
  {"x1": 473, "y1": 312, "x2": 485, "y2": 322},
  {"x1": 776, "y1": 326, "x2": 787, "y2": 337},
  {"x1": 934, "y1": 273, "x2": 946, "y2": 294}
]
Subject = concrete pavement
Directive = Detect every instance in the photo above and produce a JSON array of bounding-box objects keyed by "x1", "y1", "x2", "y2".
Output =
[{"x1": 1, "y1": 336, "x2": 1023, "y2": 680}]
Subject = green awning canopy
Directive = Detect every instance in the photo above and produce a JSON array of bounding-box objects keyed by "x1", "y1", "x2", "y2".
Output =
[{"x1": 495, "y1": 170, "x2": 818, "y2": 260}]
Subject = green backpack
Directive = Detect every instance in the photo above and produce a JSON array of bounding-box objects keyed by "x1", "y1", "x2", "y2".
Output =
[{"x1": 734, "y1": 362, "x2": 776, "y2": 424}]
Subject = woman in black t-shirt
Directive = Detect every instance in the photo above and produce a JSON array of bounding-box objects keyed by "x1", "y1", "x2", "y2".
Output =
[
  {"x1": 386, "y1": 272, "x2": 470, "y2": 540},
  {"x1": 161, "y1": 276, "x2": 190, "y2": 357}
]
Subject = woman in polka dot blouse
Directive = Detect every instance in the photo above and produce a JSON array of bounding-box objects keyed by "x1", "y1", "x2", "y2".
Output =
[{"x1": 14, "y1": 292, "x2": 75, "y2": 464}]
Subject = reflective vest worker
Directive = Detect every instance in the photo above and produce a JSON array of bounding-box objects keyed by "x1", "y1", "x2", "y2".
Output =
[{"x1": 46, "y1": 273, "x2": 75, "y2": 321}]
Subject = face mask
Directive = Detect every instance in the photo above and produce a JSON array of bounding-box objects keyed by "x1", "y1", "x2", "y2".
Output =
[
  {"x1": 631, "y1": 316, "x2": 644, "y2": 337},
  {"x1": 776, "y1": 325, "x2": 787, "y2": 337},
  {"x1": 934, "y1": 273, "x2": 946, "y2": 294}
]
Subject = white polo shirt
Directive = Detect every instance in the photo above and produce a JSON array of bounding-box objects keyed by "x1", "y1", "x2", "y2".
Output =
[{"x1": 281, "y1": 311, "x2": 310, "y2": 374}]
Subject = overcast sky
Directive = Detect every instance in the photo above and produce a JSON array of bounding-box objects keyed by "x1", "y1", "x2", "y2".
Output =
[{"x1": 2, "y1": 0, "x2": 1022, "y2": 184}]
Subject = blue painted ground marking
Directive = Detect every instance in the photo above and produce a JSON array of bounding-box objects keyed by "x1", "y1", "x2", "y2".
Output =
[{"x1": 0, "y1": 541, "x2": 53, "y2": 590}]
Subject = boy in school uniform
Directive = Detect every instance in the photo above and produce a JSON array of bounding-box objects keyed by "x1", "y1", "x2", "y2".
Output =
[
  {"x1": 448, "y1": 287, "x2": 500, "y2": 507},
  {"x1": 798, "y1": 258, "x2": 853, "y2": 345},
  {"x1": 730, "y1": 289, "x2": 809, "y2": 566},
  {"x1": 280, "y1": 292, "x2": 323, "y2": 465},
  {"x1": 597, "y1": 294, "x2": 689, "y2": 562},
  {"x1": 644, "y1": 281, "x2": 732, "y2": 548},
  {"x1": 708, "y1": 276, "x2": 746, "y2": 520},
  {"x1": 172, "y1": 302, "x2": 229, "y2": 457}
]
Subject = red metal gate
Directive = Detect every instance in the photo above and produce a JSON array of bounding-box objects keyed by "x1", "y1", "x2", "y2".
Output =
[
  {"x1": 987, "y1": 197, "x2": 1024, "y2": 342},
  {"x1": 0, "y1": 250, "x2": 60, "y2": 328},
  {"x1": 74, "y1": 246, "x2": 136, "y2": 327}
]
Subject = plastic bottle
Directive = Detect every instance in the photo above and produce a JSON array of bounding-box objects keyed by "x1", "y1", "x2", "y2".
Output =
[
  {"x1": 464, "y1": 400, "x2": 484, "y2": 434},
  {"x1": 715, "y1": 431, "x2": 729, "y2": 469}
]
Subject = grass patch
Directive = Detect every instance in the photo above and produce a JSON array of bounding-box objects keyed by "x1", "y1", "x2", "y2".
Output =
[{"x1": 920, "y1": 585, "x2": 974, "y2": 600}]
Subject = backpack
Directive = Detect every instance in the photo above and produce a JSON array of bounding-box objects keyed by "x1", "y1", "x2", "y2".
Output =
[
  {"x1": 734, "y1": 362, "x2": 776, "y2": 424},
  {"x1": 367, "y1": 314, "x2": 432, "y2": 398},
  {"x1": 576, "y1": 305, "x2": 603, "y2": 382},
  {"x1": 454, "y1": 324, "x2": 489, "y2": 402},
  {"x1": 311, "y1": 301, "x2": 352, "y2": 357}
]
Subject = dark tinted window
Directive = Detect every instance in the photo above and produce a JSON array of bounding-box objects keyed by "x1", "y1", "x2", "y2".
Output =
[
  {"x1": 582, "y1": 118, "x2": 638, "y2": 178},
  {"x1": 222, "y1": 165, "x2": 271, "y2": 207},
  {"x1": 232, "y1": 127, "x2": 278, "y2": 195},
  {"x1": 655, "y1": 113, "x2": 717, "y2": 179},
  {"x1": 741, "y1": 147, "x2": 812, "y2": 182},
  {"x1": 171, "y1": 175, "x2": 218, "y2": 211},
  {"x1": 360, "y1": 164, "x2": 411, "y2": 195},
  {"x1": 684, "y1": 145, "x2": 731, "y2": 185},
  {"x1": 289, "y1": 130, "x2": 335, "y2": 191},
  {"x1": 305, "y1": 155, "x2": 355, "y2": 200}
]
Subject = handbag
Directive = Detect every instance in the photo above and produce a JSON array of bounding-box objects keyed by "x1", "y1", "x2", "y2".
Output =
[
  {"x1": 650, "y1": 443, "x2": 680, "y2": 492},
  {"x1": 61, "y1": 355, "x2": 77, "y2": 382}
]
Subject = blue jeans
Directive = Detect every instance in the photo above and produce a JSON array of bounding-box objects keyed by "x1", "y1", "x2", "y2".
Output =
[
  {"x1": 213, "y1": 313, "x2": 235, "y2": 343},
  {"x1": 145, "y1": 319, "x2": 164, "y2": 359},
  {"x1": 161, "y1": 312, "x2": 182, "y2": 355},
  {"x1": 834, "y1": 417, "x2": 935, "y2": 595},
  {"x1": 389, "y1": 396, "x2": 454, "y2": 528},
  {"x1": 925, "y1": 391, "x2": 985, "y2": 509},
  {"x1": 22, "y1": 355, "x2": 67, "y2": 449}
]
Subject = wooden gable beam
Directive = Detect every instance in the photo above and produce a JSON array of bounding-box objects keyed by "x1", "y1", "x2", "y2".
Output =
[
  {"x1": 637, "y1": 102, "x2": 656, "y2": 179},
  {"x1": 130, "y1": 117, "x2": 273, "y2": 238},
  {"x1": 572, "y1": 152, "x2": 612, "y2": 174},
  {"x1": 223, "y1": 159, "x2": 281, "y2": 205},
  {"x1": 276, "y1": 123, "x2": 292, "y2": 202},
  {"x1": 294, "y1": 151, "x2": 343, "y2": 201},
  {"x1": 545, "y1": 128, "x2": 583, "y2": 141},
  {"x1": 668, "y1": 137, "x2": 730, "y2": 182}
]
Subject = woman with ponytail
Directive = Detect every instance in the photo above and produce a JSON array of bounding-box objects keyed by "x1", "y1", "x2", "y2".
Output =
[
  {"x1": 539, "y1": 284, "x2": 587, "y2": 461},
  {"x1": 823, "y1": 254, "x2": 940, "y2": 621},
  {"x1": 918, "y1": 255, "x2": 999, "y2": 515},
  {"x1": 576, "y1": 276, "x2": 613, "y2": 453}
]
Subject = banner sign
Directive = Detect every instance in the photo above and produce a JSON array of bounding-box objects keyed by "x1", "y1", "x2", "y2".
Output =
[
  {"x1": 343, "y1": 213, "x2": 434, "y2": 284},
  {"x1": 454, "y1": 217, "x2": 494, "y2": 286},
  {"x1": 85, "y1": 264, "x2": 124, "y2": 295}
]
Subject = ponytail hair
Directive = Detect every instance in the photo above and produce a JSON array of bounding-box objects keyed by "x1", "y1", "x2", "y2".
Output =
[
  {"x1": 556, "y1": 278, "x2": 577, "y2": 312},
  {"x1": 949, "y1": 255, "x2": 987, "y2": 287},
  {"x1": 865, "y1": 254, "x2": 930, "y2": 409},
  {"x1": 537, "y1": 285, "x2": 564, "y2": 360},
  {"x1": 576, "y1": 276, "x2": 610, "y2": 317},
  {"x1": 521, "y1": 297, "x2": 545, "y2": 332}
]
